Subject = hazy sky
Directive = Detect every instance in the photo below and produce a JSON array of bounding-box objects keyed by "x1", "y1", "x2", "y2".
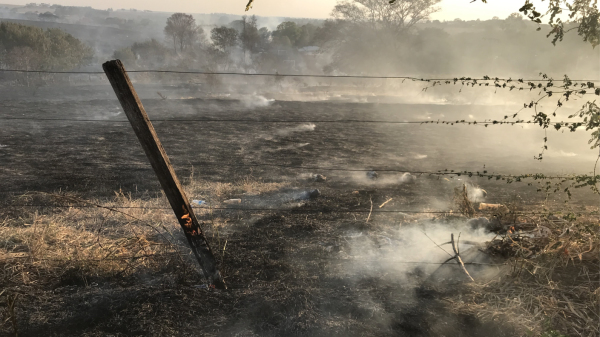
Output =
[{"x1": 5, "y1": 0, "x2": 545, "y2": 21}]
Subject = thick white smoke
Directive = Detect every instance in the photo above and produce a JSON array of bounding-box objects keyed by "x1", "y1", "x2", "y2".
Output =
[
  {"x1": 333, "y1": 221, "x2": 498, "y2": 284},
  {"x1": 240, "y1": 95, "x2": 275, "y2": 109}
]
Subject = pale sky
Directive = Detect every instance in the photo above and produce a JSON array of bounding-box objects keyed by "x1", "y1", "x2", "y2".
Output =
[{"x1": 4, "y1": 0, "x2": 549, "y2": 21}]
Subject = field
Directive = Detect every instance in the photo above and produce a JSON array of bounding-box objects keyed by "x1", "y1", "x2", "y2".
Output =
[{"x1": 0, "y1": 82, "x2": 598, "y2": 336}]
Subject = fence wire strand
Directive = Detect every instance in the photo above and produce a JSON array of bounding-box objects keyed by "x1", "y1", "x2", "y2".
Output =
[
  {"x1": 0, "y1": 203, "x2": 595, "y2": 217},
  {"x1": 0, "y1": 68, "x2": 598, "y2": 82},
  {"x1": 0, "y1": 116, "x2": 584, "y2": 126}
]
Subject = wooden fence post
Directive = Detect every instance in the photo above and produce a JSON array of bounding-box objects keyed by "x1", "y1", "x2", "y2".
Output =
[{"x1": 102, "y1": 60, "x2": 226, "y2": 289}]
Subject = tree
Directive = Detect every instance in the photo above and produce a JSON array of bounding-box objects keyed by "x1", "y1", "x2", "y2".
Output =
[
  {"x1": 112, "y1": 47, "x2": 136, "y2": 68},
  {"x1": 131, "y1": 39, "x2": 171, "y2": 68},
  {"x1": 5, "y1": 47, "x2": 40, "y2": 86},
  {"x1": 0, "y1": 22, "x2": 93, "y2": 71},
  {"x1": 296, "y1": 23, "x2": 318, "y2": 47},
  {"x1": 258, "y1": 27, "x2": 271, "y2": 50},
  {"x1": 211, "y1": 26, "x2": 238, "y2": 52},
  {"x1": 462, "y1": 0, "x2": 599, "y2": 47},
  {"x1": 332, "y1": 0, "x2": 441, "y2": 33},
  {"x1": 324, "y1": 0, "x2": 441, "y2": 74},
  {"x1": 243, "y1": 0, "x2": 598, "y2": 46},
  {"x1": 272, "y1": 35, "x2": 292, "y2": 48},
  {"x1": 503, "y1": 12, "x2": 527, "y2": 32},
  {"x1": 506, "y1": 12, "x2": 524, "y2": 21},
  {"x1": 210, "y1": 26, "x2": 239, "y2": 70},
  {"x1": 240, "y1": 15, "x2": 260, "y2": 55},
  {"x1": 515, "y1": 0, "x2": 599, "y2": 46},
  {"x1": 272, "y1": 21, "x2": 301, "y2": 46},
  {"x1": 164, "y1": 13, "x2": 200, "y2": 54}
]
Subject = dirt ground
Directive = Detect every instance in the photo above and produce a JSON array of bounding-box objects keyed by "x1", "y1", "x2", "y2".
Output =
[{"x1": 0, "y1": 85, "x2": 598, "y2": 336}]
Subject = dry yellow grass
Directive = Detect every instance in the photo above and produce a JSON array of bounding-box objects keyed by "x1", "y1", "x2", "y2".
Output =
[
  {"x1": 0, "y1": 175, "x2": 288, "y2": 290},
  {"x1": 0, "y1": 192, "x2": 180, "y2": 288},
  {"x1": 185, "y1": 171, "x2": 286, "y2": 201}
]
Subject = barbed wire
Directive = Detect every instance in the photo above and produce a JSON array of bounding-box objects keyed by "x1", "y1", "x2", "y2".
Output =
[
  {"x1": 1, "y1": 67, "x2": 596, "y2": 291},
  {"x1": 0, "y1": 250, "x2": 510, "y2": 266},
  {"x1": 0, "y1": 252, "x2": 181, "y2": 262},
  {"x1": 0, "y1": 68, "x2": 598, "y2": 83},
  {"x1": 0, "y1": 158, "x2": 593, "y2": 180},
  {"x1": 0, "y1": 116, "x2": 588, "y2": 128},
  {"x1": 0, "y1": 203, "x2": 596, "y2": 217}
]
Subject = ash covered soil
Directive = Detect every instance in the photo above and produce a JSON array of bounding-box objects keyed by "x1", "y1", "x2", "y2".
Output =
[
  {"x1": 0, "y1": 87, "x2": 597, "y2": 336},
  {"x1": 0, "y1": 86, "x2": 595, "y2": 201}
]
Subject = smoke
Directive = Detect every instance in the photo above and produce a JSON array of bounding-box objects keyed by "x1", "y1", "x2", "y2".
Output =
[
  {"x1": 546, "y1": 149, "x2": 578, "y2": 157},
  {"x1": 276, "y1": 123, "x2": 316, "y2": 136},
  {"x1": 334, "y1": 220, "x2": 497, "y2": 284},
  {"x1": 234, "y1": 188, "x2": 321, "y2": 209},
  {"x1": 264, "y1": 143, "x2": 310, "y2": 153},
  {"x1": 466, "y1": 184, "x2": 487, "y2": 203},
  {"x1": 240, "y1": 95, "x2": 275, "y2": 109},
  {"x1": 90, "y1": 106, "x2": 123, "y2": 120},
  {"x1": 349, "y1": 171, "x2": 417, "y2": 186}
]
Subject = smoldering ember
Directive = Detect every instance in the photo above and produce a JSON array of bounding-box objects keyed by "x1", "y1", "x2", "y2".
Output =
[{"x1": 0, "y1": 1, "x2": 598, "y2": 336}]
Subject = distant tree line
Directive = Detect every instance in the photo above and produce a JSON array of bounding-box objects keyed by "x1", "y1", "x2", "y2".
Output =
[
  {"x1": 113, "y1": 12, "x2": 327, "y2": 73},
  {"x1": 0, "y1": 21, "x2": 93, "y2": 85},
  {"x1": 110, "y1": 2, "x2": 597, "y2": 77}
]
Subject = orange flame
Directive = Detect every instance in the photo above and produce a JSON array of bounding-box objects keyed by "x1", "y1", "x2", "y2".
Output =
[{"x1": 181, "y1": 206, "x2": 193, "y2": 229}]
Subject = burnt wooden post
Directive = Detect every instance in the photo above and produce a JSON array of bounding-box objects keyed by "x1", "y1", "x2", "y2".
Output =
[{"x1": 102, "y1": 60, "x2": 226, "y2": 289}]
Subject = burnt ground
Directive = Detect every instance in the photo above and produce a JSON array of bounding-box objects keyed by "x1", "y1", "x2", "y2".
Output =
[
  {"x1": 0, "y1": 87, "x2": 596, "y2": 203},
  {"x1": 0, "y1": 86, "x2": 597, "y2": 336},
  {"x1": 2, "y1": 190, "x2": 524, "y2": 337}
]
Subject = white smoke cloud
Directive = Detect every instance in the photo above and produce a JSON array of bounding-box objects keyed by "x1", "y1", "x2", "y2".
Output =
[
  {"x1": 240, "y1": 95, "x2": 274, "y2": 109},
  {"x1": 466, "y1": 184, "x2": 487, "y2": 202},
  {"x1": 349, "y1": 171, "x2": 417, "y2": 186},
  {"x1": 334, "y1": 221, "x2": 497, "y2": 283},
  {"x1": 276, "y1": 123, "x2": 316, "y2": 136}
]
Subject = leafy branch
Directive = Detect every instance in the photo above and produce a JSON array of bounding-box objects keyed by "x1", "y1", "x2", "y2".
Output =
[
  {"x1": 477, "y1": 0, "x2": 600, "y2": 47},
  {"x1": 419, "y1": 73, "x2": 600, "y2": 162}
]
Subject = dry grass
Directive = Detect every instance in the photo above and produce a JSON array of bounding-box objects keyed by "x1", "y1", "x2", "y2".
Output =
[
  {"x1": 451, "y1": 210, "x2": 600, "y2": 337},
  {"x1": 0, "y1": 190, "x2": 184, "y2": 285},
  {"x1": 0, "y1": 190, "x2": 193, "y2": 336},
  {"x1": 0, "y1": 173, "x2": 284, "y2": 282},
  {"x1": 453, "y1": 184, "x2": 476, "y2": 218},
  {"x1": 0, "y1": 175, "x2": 287, "y2": 333},
  {"x1": 0, "y1": 174, "x2": 297, "y2": 337},
  {"x1": 0, "y1": 177, "x2": 596, "y2": 336},
  {"x1": 185, "y1": 170, "x2": 287, "y2": 202}
]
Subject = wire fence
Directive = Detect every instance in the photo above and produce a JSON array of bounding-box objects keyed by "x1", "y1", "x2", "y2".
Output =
[
  {"x1": 1, "y1": 68, "x2": 599, "y2": 82},
  {"x1": 4, "y1": 203, "x2": 594, "y2": 216},
  {"x1": 0, "y1": 162, "x2": 592, "y2": 180},
  {"x1": 0, "y1": 251, "x2": 509, "y2": 267},
  {"x1": 1, "y1": 65, "x2": 597, "y2": 275},
  {"x1": 0, "y1": 116, "x2": 586, "y2": 126}
]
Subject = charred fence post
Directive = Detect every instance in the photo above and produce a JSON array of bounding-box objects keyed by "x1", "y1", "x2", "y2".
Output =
[{"x1": 102, "y1": 60, "x2": 226, "y2": 289}]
